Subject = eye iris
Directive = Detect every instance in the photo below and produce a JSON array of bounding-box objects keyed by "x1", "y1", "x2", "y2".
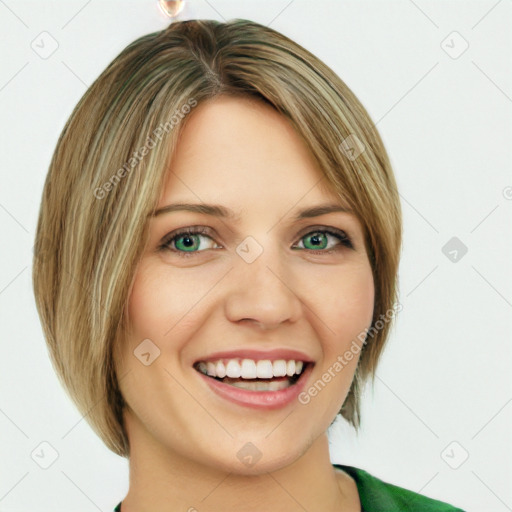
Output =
[
  {"x1": 175, "y1": 234, "x2": 199, "y2": 252},
  {"x1": 304, "y1": 232, "x2": 328, "y2": 250}
]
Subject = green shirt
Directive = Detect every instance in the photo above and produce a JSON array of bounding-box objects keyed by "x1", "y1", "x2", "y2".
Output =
[
  {"x1": 113, "y1": 463, "x2": 466, "y2": 511},
  {"x1": 334, "y1": 464, "x2": 466, "y2": 511}
]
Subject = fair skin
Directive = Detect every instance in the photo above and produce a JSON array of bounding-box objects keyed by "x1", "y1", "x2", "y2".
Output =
[{"x1": 115, "y1": 95, "x2": 374, "y2": 511}]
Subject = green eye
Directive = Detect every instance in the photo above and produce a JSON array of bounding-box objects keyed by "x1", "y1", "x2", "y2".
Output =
[
  {"x1": 303, "y1": 232, "x2": 330, "y2": 250},
  {"x1": 174, "y1": 233, "x2": 204, "y2": 252},
  {"x1": 295, "y1": 230, "x2": 353, "y2": 253},
  {"x1": 163, "y1": 227, "x2": 216, "y2": 256},
  {"x1": 160, "y1": 226, "x2": 353, "y2": 258}
]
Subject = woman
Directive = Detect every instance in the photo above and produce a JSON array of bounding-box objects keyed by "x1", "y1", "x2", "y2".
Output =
[{"x1": 32, "y1": 18, "x2": 465, "y2": 511}]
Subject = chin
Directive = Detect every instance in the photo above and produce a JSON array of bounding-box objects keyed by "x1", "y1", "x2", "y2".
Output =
[{"x1": 202, "y1": 436, "x2": 310, "y2": 477}]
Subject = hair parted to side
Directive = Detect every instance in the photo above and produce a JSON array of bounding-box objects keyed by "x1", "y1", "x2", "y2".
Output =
[{"x1": 32, "y1": 18, "x2": 402, "y2": 458}]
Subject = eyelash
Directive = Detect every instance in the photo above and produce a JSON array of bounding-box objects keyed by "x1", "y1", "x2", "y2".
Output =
[{"x1": 158, "y1": 226, "x2": 354, "y2": 258}]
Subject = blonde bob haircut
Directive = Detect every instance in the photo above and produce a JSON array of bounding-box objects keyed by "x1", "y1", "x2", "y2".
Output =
[{"x1": 33, "y1": 18, "x2": 402, "y2": 458}]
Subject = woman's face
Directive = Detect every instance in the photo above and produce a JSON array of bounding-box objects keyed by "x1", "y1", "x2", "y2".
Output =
[{"x1": 116, "y1": 95, "x2": 374, "y2": 474}]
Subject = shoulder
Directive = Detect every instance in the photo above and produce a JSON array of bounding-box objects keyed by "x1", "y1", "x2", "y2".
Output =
[{"x1": 333, "y1": 464, "x2": 467, "y2": 512}]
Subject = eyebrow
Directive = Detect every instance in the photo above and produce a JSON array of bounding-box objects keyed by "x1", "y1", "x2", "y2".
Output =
[{"x1": 151, "y1": 202, "x2": 353, "y2": 221}]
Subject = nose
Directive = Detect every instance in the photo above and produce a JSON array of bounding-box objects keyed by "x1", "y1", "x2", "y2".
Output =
[{"x1": 224, "y1": 244, "x2": 302, "y2": 330}]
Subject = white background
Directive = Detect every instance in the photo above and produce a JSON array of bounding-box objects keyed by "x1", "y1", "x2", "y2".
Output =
[{"x1": 0, "y1": 1, "x2": 511, "y2": 511}]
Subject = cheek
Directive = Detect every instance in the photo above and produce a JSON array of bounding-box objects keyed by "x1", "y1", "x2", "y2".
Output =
[
  {"x1": 122, "y1": 263, "x2": 179, "y2": 371},
  {"x1": 300, "y1": 264, "x2": 374, "y2": 419},
  {"x1": 124, "y1": 261, "x2": 220, "y2": 371},
  {"x1": 310, "y1": 261, "x2": 375, "y2": 347},
  {"x1": 127, "y1": 262, "x2": 204, "y2": 339},
  {"x1": 127, "y1": 271, "x2": 162, "y2": 335}
]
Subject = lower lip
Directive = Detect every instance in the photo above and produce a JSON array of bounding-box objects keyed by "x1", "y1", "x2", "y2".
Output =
[{"x1": 196, "y1": 363, "x2": 314, "y2": 410}]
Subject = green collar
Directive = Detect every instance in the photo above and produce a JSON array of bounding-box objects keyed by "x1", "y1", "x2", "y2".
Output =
[{"x1": 333, "y1": 463, "x2": 465, "y2": 512}]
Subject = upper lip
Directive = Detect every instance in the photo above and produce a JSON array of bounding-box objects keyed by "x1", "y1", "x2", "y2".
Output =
[{"x1": 194, "y1": 348, "x2": 315, "y2": 364}]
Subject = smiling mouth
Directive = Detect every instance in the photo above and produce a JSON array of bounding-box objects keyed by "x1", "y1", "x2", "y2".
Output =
[{"x1": 193, "y1": 359, "x2": 312, "y2": 391}]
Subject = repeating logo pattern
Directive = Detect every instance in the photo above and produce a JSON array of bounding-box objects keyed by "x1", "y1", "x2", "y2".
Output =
[{"x1": 1, "y1": 1, "x2": 510, "y2": 511}]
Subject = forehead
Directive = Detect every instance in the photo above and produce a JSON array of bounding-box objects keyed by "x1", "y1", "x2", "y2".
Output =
[{"x1": 158, "y1": 95, "x2": 346, "y2": 214}]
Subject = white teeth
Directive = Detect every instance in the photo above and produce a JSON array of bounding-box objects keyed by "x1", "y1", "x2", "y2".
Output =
[
  {"x1": 195, "y1": 358, "x2": 307, "y2": 379},
  {"x1": 206, "y1": 362, "x2": 216, "y2": 377},
  {"x1": 272, "y1": 360, "x2": 287, "y2": 377},
  {"x1": 226, "y1": 360, "x2": 241, "y2": 378},
  {"x1": 241, "y1": 359, "x2": 257, "y2": 379},
  {"x1": 228, "y1": 379, "x2": 292, "y2": 391},
  {"x1": 256, "y1": 360, "x2": 273, "y2": 379},
  {"x1": 216, "y1": 361, "x2": 226, "y2": 378}
]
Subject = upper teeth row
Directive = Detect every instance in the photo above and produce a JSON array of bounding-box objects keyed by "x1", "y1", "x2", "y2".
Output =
[{"x1": 197, "y1": 359, "x2": 305, "y2": 379}]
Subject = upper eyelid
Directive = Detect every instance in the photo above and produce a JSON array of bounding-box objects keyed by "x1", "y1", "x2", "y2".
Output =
[
  {"x1": 163, "y1": 224, "x2": 350, "y2": 236},
  {"x1": 161, "y1": 224, "x2": 353, "y2": 247}
]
